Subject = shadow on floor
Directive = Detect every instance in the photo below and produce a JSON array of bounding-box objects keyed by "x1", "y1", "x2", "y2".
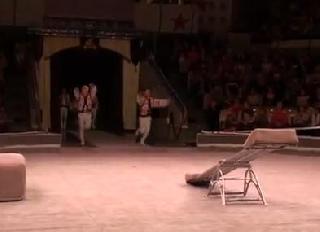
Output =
[{"x1": 62, "y1": 131, "x2": 96, "y2": 148}]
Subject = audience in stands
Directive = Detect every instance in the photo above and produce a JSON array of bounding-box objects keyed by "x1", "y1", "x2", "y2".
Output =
[{"x1": 156, "y1": 36, "x2": 320, "y2": 131}]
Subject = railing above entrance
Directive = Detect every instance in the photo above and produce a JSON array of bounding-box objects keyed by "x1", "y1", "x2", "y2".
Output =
[{"x1": 28, "y1": 17, "x2": 141, "y2": 39}]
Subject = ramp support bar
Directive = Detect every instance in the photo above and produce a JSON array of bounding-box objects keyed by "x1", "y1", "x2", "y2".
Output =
[{"x1": 208, "y1": 162, "x2": 267, "y2": 206}]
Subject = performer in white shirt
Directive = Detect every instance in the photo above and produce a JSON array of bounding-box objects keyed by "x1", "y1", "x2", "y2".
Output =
[
  {"x1": 78, "y1": 85, "x2": 93, "y2": 146},
  {"x1": 59, "y1": 88, "x2": 70, "y2": 132},
  {"x1": 136, "y1": 89, "x2": 153, "y2": 145}
]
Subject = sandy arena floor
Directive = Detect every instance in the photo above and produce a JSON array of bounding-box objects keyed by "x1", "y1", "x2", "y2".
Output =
[{"x1": 0, "y1": 145, "x2": 320, "y2": 232}]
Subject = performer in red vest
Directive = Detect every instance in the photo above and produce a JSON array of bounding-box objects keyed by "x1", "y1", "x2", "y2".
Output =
[
  {"x1": 77, "y1": 85, "x2": 93, "y2": 146},
  {"x1": 136, "y1": 89, "x2": 153, "y2": 145}
]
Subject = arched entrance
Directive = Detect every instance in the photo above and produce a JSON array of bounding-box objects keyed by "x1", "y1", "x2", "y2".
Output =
[{"x1": 50, "y1": 47, "x2": 123, "y2": 133}]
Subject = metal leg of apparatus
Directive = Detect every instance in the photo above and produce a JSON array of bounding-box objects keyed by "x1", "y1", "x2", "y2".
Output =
[
  {"x1": 249, "y1": 169, "x2": 267, "y2": 205},
  {"x1": 208, "y1": 165, "x2": 267, "y2": 206},
  {"x1": 208, "y1": 169, "x2": 227, "y2": 205},
  {"x1": 220, "y1": 172, "x2": 226, "y2": 206},
  {"x1": 243, "y1": 169, "x2": 250, "y2": 197}
]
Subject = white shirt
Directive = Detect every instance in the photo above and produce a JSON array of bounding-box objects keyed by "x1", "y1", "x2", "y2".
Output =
[{"x1": 60, "y1": 93, "x2": 70, "y2": 107}]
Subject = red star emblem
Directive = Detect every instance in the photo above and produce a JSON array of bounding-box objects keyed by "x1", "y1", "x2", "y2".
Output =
[{"x1": 171, "y1": 14, "x2": 189, "y2": 31}]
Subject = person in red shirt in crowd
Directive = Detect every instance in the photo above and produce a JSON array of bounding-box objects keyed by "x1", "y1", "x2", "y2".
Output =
[
  {"x1": 229, "y1": 99, "x2": 242, "y2": 115},
  {"x1": 224, "y1": 112, "x2": 240, "y2": 131},
  {"x1": 270, "y1": 101, "x2": 290, "y2": 128},
  {"x1": 223, "y1": 100, "x2": 242, "y2": 131}
]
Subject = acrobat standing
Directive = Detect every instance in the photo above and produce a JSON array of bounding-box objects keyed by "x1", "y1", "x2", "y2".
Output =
[
  {"x1": 136, "y1": 89, "x2": 153, "y2": 145},
  {"x1": 77, "y1": 85, "x2": 93, "y2": 146}
]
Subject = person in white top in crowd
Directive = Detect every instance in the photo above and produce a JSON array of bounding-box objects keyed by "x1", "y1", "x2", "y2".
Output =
[
  {"x1": 73, "y1": 87, "x2": 80, "y2": 102},
  {"x1": 59, "y1": 88, "x2": 70, "y2": 132},
  {"x1": 136, "y1": 89, "x2": 153, "y2": 145},
  {"x1": 78, "y1": 85, "x2": 93, "y2": 146},
  {"x1": 89, "y1": 83, "x2": 99, "y2": 130}
]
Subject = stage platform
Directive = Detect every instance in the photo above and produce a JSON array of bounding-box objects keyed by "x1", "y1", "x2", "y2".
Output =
[
  {"x1": 1, "y1": 146, "x2": 320, "y2": 231},
  {"x1": 197, "y1": 131, "x2": 320, "y2": 150},
  {"x1": 0, "y1": 131, "x2": 61, "y2": 152}
]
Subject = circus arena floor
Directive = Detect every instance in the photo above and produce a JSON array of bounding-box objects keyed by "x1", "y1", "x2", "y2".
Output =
[{"x1": 1, "y1": 133, "x2": 320, "y2": 232}]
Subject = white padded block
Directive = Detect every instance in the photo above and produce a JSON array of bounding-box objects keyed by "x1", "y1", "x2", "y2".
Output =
[
  {"x1": 0, "y1": 153, "x2": 26, "y2": 202},
  {"x1": 244, "y1": 129, "x2": 299, "y2": 147}
]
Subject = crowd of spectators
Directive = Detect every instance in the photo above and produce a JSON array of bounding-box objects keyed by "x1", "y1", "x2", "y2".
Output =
[
  {"x1": 252, "y1": 1, "x2": 320, "y2": 41},
  {"x1": 157, "y1": 37, "x2": 320, "y2": 131},
  {"x1": 277, "y1": 1, "x2": 320, "y2": 39}
]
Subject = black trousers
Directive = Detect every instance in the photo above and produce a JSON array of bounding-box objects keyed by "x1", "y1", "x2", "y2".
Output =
[{"x1": 205, "y1": 109, "x2": 220, "y2": 131}]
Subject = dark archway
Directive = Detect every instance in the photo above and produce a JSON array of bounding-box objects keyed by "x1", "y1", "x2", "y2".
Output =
[{"x1": 50, "y1": 47, "x2": 123, "y2": 133}]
